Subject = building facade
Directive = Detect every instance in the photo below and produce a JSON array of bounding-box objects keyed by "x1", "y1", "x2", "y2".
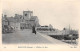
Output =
[
  {"x1": 2, "y1": 10, "x2": 40, "y2": 31},
  {"x1": 20, "y1": 11, "x2": 40, "y2": 29}
]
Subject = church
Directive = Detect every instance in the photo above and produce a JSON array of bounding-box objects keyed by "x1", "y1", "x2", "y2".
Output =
[
  {"x1": 2, "y1": 10, "x2": 40, "y2": 31},
  {"x1": 20, "y1": 11, "x2": 40, "y2": 29}
]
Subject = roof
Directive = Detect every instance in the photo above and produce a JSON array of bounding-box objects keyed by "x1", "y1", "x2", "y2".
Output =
[
  {"x1": 30, "y1": 16, "x2": 37, "y2": 20},
  {"x1": 23, "y1": 11, "x2": 33, "y2": 13},
  {"x1": 7, "y1": 17, "x2": 14, "y2": 22},
  {"x1": 14, "y1": 14, "x2": 22, "y2": 19},
  {"x1": 7, "y1": 17, "x2": 19, "y2": 23}
]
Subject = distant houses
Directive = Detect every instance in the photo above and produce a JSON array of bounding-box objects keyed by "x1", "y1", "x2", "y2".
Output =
[
  {"x1": 2, "y1": 10, "x2": 78, "y2": 38},
  {"x1": 2, "y1": 10, "x2": 40, "y2": 32}
]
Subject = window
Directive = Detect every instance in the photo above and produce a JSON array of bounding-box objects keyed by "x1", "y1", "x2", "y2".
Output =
[{"x1": 25, "y1": 14, "x2": 27, "y2": 16}]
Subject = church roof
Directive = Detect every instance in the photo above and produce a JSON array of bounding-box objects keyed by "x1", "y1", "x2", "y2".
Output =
[
  {"x1": 23, "y1": 11, "x2": 33, "y2": 13},
  {"x1": 30, "y1": 16, "x2": 37, "y2": 20}
]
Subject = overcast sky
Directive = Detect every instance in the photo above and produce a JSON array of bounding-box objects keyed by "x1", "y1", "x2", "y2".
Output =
[{"x1": 1, "y1": 0, "x2": 80, "y2": 30}]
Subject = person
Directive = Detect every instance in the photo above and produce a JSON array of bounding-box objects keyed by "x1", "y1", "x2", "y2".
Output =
[{"x1": 32, "y1": 26, "x2": 36, "y2": 34}]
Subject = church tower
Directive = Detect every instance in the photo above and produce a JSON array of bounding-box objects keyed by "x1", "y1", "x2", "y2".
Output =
[{"x1": 23, "y1": 11, "x2": 33, "y2": 20}]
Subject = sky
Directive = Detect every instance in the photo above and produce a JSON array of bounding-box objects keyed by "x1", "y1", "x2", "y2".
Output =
[{"x1": 1, "y1": 0, "x2": 80, "y2": 30}]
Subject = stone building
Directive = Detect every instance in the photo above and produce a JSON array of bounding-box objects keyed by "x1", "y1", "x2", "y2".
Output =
[
  {"x1": 2, "y1": 10, "x2": 40, "y2": 30},
  {"x1": 20, "y1": 11, "x2": 40, "y2": 29}
]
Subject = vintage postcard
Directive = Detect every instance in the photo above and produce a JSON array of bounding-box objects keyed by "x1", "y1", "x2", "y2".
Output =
[{"x1": 0, "y1": 0, "x2": 80, "y2": 51}]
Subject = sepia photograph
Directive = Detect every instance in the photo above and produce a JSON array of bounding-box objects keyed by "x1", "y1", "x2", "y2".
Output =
[{"x1": 0, "y1": 0, "x2": 80, "y2": 51}]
